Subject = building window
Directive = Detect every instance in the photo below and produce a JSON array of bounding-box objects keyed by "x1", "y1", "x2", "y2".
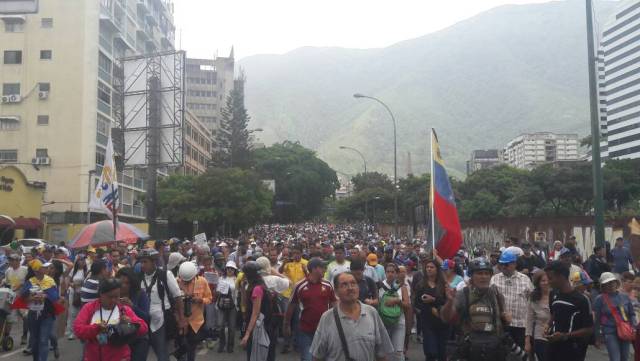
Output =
[
  {"x1": 4, "y1": 21, "x2": 23, "y2": 33},
  {"x1": 98, "y1": 52, "x2": 112, "y2": 83},
  {"x1": 39, "y1": 83, "x2": 50, "y2": 92},
  {"x1": 0, "y1": 117, "x2": 20, "y2": 131},
  {"x1": 0, "y1": 149, "x2": 17, "y2": 162},
  {"x1": 3, "y1": 50, "x2": 22, "y2": 64},
  {"x1": 96, "y1": 146, "x2": 106, "y2": 166},
  {"x1": 2, "y1": 83, "x2": 20, "y2": 96},
  {"x1": 41, "y1": 18, "x2": 53, "y2": 28},
  {"x1": 37, "y1": 115, "x2": 49, "y2": 126},
  {"x1": 97, "y1": 82, "x2": 111, "y2": 104},
  {"x1": 35, "y1": 148, "x2": 48, "y2": 158},
  {"x1": 40, "y1": 50, "x2": 52, "y2": 60}
]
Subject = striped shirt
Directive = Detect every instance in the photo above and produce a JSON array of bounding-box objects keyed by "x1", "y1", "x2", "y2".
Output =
[
  {"x1": 490, "y1": 271, "x2": 533, "y2": 328},
  {"x1": 80, "y1": 278, "x2": 99, "y2": 304}
]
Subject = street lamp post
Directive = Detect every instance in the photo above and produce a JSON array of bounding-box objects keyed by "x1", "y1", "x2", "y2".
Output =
[
  {"x1": 339, "y1": 145, "x2": 369, "y2": 223},
  {"x1": 353, "y1": 93, "x2": 398, "y2": 238}
]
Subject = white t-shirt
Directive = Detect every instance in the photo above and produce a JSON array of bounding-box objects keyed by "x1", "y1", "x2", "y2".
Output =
[
  {"x1": 216, "y1": 276, "x2": 237, "y2": 305},
  {"x1": 90, "y1": 306, "x2": 121, "y2": 325},
  {"x1": 4, "y1": 266, "x2": 28, "y2": 291},
  {"x1": 142, "y1": 270, "x2": 183, "y2": 332},
  {"x1": 327, "y1": 260, "x2": 351, "y2": 286}
]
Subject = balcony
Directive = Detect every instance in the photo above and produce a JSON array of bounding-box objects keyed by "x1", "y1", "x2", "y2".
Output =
[
  {"x1": 99, "y1": 33, "x2": 113, "y2": 55},
  {"x1": 136, "y1": 0, "x2": 149, "y2": 14},
  {"x1": 114, "y1": 22, "x2": 135, "y2": 51},
  {"x1": 99, "y1": 0, "x2": 120, "y2": 32}
]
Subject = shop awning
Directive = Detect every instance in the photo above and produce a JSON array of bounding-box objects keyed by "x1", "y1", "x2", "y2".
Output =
[{"x1": 0, "y1": 217, "x2": 43, "y2": 230}]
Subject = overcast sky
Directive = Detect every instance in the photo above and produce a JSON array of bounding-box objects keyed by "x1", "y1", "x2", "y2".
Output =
[{"x1": 174, "y1": 0, "x2": 552, "y2": 60}]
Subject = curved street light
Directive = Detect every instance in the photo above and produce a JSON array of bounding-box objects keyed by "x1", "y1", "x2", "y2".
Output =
[
  {"x1": 339, "y1": 146, "x2": 368, "y2": 223},
  {"x1": 353, "y1": 93, "x2": 398, "y2": 238}
]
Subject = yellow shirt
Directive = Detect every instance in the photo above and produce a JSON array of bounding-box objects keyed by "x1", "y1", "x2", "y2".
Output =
[
  {"x1": 282, "y1": 259, "x2": 308, "y2": 298},
  {"x1": 178, "y1": 276, "x2": 212, "y2": 333}
]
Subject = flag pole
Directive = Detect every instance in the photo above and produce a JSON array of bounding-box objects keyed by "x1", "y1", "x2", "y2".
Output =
[
  {"x1": 112, "y1": 183, "x2": 118, "y2": 243},
  {"x1": 430, "y1": 128, "x2": 436, "y2": 251}
]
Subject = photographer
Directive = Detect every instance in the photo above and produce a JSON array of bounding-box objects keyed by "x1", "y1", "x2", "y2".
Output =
[
  {"x1": 176, "y1": 261, "x2": 212, "y2": 361},
  {"x1": 73, "y1": 278, "x2": 148, "y2": 361}
]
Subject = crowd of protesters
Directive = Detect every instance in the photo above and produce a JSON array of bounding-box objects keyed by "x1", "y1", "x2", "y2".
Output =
[{"x1": 0, "y1": 224, "x2": 639, "y2": 361}]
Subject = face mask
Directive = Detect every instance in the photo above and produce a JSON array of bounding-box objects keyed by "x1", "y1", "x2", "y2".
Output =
[{"x1": 187, "y1": 249, "x2": 193, "y2": 257}]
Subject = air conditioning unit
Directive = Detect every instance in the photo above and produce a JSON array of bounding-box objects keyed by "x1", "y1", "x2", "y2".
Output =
[
  {"x1": 1, "y1": 94, "x2": 22, "y2": 104},
  {"x1": 38, "y1": 91, "x2": 49, "y2": 100},
  {"x1": 31, "y1": 157, "x2": 51, "y2": 166}
]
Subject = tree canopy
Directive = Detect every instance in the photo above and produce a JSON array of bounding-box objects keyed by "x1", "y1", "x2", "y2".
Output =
[{"x1": 253, "y1": 141, "x2": 340, "y2": 223}]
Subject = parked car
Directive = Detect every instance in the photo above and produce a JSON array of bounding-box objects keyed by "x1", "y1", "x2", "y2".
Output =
[{"x1": 15, "y1": 239, "x2": 45, "y2": 254}]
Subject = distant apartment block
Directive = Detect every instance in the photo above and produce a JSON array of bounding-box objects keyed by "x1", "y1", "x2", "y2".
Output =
[
  {"x1": 598, "y1": 1, "x2": 640, "y2": 160},
  {"x1": 185, "y1": 50, "x2": 235, "y2": 139},
  {"x1": 182, "y1": 110, "x2": 212, "y2": 175},
  {"x1": 503, "y1": 132, "x2": 579, "y2": 169},
  {"x1": 466, "y1": 149, "x2": 503, "y2": 175}
]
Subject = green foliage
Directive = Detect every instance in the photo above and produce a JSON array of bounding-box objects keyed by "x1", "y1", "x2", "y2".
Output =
[
  {"x1": 213, "y1": 74, "x2": 252, "y2": 169},
  {"x1": 157, "y1": 168, "x2": 272, "y2": 236},
  {"x1": 253, "y1": 141, "x2": 340, "y2": 223},
  {"x1": 351, "y1": 172, "x2": 394, "y2": 193}
]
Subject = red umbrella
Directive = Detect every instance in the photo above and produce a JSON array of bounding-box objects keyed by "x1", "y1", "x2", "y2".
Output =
[{"x1": 68, "y1": 220, "x2": 150, "y2": 249}]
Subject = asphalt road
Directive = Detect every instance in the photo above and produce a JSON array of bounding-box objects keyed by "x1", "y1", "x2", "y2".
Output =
[{"x1": 0, "y1": 322, "x2": 614, "y2": 361}]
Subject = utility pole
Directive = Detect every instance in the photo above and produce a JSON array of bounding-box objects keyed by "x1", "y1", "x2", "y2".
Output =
[{"x1": 586, "y1": 0, "x2": 605, "y2": 247}]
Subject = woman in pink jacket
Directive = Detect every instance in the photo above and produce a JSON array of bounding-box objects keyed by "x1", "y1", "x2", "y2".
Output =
[{"x1": 73, "y1": 278, "x2": 148, "y2": 361}]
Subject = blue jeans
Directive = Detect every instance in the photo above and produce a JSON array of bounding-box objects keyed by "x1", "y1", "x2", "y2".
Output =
[
  {"x1": 534, "y1": 339, "x2": 548, "y2": 361},
  {"x1": 298, "y1": 331, "x2": 314, "y2": 361},
  {"x1": 422, "y1": 326, "x2": 448, "y2": 361},
  {"x1": 28, "y1": 313, "x2": 54, "y2": 361},
  {"x1": 149, "y1": 324, "x2": 169, "y2": 361},
  {"x1": 604, "y1": 333, "x2": 631, "y2": 361}
]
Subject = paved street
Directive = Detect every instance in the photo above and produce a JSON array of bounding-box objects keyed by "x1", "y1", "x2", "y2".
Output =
[{"x1": 0, "y1": 322, "x2": 613, "y2": 361}]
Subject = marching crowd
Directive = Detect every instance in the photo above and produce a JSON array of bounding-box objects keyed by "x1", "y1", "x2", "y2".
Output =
[{"x1": 1, "y1": 224, "x2": 639, "y2": 361}]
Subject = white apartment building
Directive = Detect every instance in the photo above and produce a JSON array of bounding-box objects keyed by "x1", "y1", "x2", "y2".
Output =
[
  {"x1": 598, "y1": 1, "x2": 640, "y2": 159},
  {"x1": 0, "y1": 0, "x2": 175, "y2": 237},
  {"x1": 503, "y1": 132, "x2": 580, "y2": 169}
]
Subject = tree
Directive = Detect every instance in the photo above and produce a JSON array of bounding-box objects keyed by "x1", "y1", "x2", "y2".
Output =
[
  {"x1": 213, "y1": 72, "x2": 252, "y2": 169},
  {"x1": 351, "y1": 172, "x2": 394, "y2": 193},
  {"x1": 253, "y1": 141, "x2": 340, "y2": 223},
  {"x1": 157, "y1": 168, "x2": 273, "y2": 237}
]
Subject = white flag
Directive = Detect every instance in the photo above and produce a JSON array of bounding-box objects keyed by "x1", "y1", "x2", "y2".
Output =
[{"x1": 89, "y1": 135, "x2": 120, "y2": 218}]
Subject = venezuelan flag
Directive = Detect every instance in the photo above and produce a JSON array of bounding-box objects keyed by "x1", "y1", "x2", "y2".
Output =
[{"x1": 429, "y1": 129, "x2": 462, "y2": 259}]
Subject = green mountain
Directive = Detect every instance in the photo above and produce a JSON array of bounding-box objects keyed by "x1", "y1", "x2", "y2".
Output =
[{"x1": 239, "y1": 0, "x2": 618, "y2": 178}]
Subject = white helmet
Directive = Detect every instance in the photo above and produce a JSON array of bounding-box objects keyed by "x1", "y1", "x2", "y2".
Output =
[
  {"x1": 225, "y1": 260, "x2": 238, "y2": 270},
  {"x1": 178, "y1": 262, "x2": 198, "y2": 282}
]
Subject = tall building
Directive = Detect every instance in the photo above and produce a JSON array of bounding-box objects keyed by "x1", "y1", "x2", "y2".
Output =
[
  {"x1": 598, "y1": 1, "x2": 640, "y2": 160},
  {"x1": 503, "y1": 132, "x2": 580, "y2": 169},
  {"x1": 182, "y1": 110, "x2": 212, "y2": 175},
  {"x1": 0, "y1": 0, "x2": 175, "y2": 241},
  {"x1": 185, "y1": 50, "x2": 235, "y2": 138},
  {"x1": 466, "y1": 149, "x2": 503, "y2": 175}
]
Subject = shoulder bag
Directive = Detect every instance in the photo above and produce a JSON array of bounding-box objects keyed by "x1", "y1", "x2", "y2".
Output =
[{"x1": 603, "y1": 294, "x2": 636, "y2": 342}]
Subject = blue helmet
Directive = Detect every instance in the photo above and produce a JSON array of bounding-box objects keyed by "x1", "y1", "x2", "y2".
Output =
[{"x1": 498, "y1": 251, "x2": 517, "y2": 264}]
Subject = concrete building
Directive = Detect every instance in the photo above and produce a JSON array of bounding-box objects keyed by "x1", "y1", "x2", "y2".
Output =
[
  {"x1": 598, "y1": 1, "x2": 640, "y2": 160},
  {"x1": 0, "y1": 0, "x2": 175, "y2": 241},
  {"x1": 183, "y1": 110, "x2": 212, "y2": 175},
  {"x1": 185, "y1": 50, "x2": 235, "y2": 138},
  {"x1": 466, "y1": 149, "x2": 503, "y2": 175},
  {"x1": 503, "y1": 132, "x2": 580, "y2": 169}
]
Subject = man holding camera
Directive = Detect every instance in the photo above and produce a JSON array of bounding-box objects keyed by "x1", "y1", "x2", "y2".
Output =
[
  {"x1": 176, "y1": 261, "x2": 212, "y2": 361},
  {"x1": 139, "y1": 248, "x2": 187, "y2": 361}
]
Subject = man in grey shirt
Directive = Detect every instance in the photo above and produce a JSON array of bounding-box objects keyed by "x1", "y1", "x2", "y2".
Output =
[{"x1": 311, "y1": 272, "x2": 394, "y2": 361}]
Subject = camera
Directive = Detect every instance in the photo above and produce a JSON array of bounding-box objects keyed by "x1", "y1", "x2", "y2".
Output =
[{"x1": 184, "y1": 296, "x2": 192, "y2": 318}]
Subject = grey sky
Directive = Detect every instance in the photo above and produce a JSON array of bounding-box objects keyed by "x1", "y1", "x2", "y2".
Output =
[{"x1": 174, "y1": 0, "x2": 552, "y2": 60}]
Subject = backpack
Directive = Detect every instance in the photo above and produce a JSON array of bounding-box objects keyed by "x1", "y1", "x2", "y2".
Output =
[
  {"x1": 267, "y1": 288, "x2": 288, "y2": 318},
  {"x1": 378, "y1": 283, "x2": 402, "y2": 326}
]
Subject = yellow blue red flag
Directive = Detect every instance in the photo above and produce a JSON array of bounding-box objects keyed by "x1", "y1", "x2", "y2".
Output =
[{"x1": 430, "y1": 129, "x2": 462, "y2": 259}]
